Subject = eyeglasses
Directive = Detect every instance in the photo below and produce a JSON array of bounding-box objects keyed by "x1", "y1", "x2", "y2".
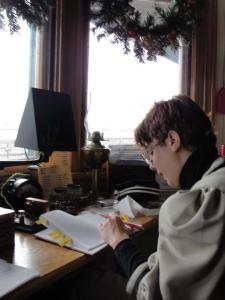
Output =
[{"x1": 141, "y1": 143, "x2": 159, "y2": 165}]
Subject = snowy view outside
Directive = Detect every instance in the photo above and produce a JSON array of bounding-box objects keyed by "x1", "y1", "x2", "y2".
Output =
[
  {"x1": 0, "y1": 19, "x2": 38, "y2": 161},
  {"x1": 87, "y1": 29, "x2": 181, "y2": 145}
]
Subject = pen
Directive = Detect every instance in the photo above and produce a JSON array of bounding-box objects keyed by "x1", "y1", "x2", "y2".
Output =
[
  {"x1": 123, "y1": 222, "x2": 144, "y2": 231},
  {"x1": 99, "y1": 214, "x2": 144, "y2": 231}
]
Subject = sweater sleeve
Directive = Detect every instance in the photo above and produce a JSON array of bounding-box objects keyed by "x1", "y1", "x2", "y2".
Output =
[
  {"x1": 157, "y1": 187, "x2": 225, "y2": 299},
  {"x1": 114, "y1": 238, "x2": 147, "y2": 277}
]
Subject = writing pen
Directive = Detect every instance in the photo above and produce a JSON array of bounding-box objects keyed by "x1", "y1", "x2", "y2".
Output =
[
  {"x1": 123, "y1": 222, "x2": 144, "y2": 231},
  {"x1": 99, "y1": 214, "x2": 144, "y2": 231}
]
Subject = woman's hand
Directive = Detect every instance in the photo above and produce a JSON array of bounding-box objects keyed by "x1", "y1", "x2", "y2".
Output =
[{"x1": 98, "y1": 214, "x2": 129, "y2": 249}]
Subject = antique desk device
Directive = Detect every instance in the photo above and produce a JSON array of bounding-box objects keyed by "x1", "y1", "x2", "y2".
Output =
[
  {"x1": 0, "y1": 173, "x2": 46, "y2": 233},
  {"x1": 0, "y1": 88, "x2": 77, "y2": 232}
]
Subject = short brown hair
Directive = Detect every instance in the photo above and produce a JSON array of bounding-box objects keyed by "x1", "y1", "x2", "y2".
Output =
[{"x1": 134, "y1": 95, "x2": 217, "y2": 150}]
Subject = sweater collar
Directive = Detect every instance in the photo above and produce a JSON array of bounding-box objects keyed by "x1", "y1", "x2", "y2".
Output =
[{"x1": 179, "y1": 146, "x2": 218, "y2": 189}]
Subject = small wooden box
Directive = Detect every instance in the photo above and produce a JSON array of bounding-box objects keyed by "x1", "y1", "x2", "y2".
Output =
[{"x1": 0, "y1": 207, "x2": 15, "y2": 248}]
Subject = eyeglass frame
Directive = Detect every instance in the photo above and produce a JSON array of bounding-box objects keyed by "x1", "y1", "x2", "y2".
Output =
[{"x1": 141, "y1": 142, "x2": 160, "y2": 166}]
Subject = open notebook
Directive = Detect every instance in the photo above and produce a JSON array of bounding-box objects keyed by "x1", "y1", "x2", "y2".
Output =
[
  {"x1": 35, "y1": 210, "x2": 107, "y2": 255},
  {"x1": 0, "y1": 259, "x2": 40, "y2": 297}
]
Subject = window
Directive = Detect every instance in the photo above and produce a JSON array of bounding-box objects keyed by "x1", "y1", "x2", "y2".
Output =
[
  {"x1": 87, "y1": 0, "x2": 182, "y2": 151},
  {"x1": 87, "y1": 30, "x2": 181, "y2": 149},
  {"x1": 0, "y1": 18, "x2": 39, "y2": 163}
]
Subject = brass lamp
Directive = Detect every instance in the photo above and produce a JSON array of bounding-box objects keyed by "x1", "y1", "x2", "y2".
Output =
[{"x1": 81, "y1": 131, "x2": 110, "y2": 199}]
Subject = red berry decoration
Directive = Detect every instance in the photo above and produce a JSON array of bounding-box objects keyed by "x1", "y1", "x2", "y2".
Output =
[
  {"x1": 166, "y1": 31, "x2": 177, "y2": 41},
  {"x1": 188, "y1": 0, "x2": 196, "y2": 8},
  {"x1": 127, "y1": 30, "x2": 138, "y2": 38}
]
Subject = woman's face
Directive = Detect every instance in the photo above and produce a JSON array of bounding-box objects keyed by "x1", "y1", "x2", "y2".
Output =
[{"x1": 144, "y1": 132, "x2": 192, "y2": 188}]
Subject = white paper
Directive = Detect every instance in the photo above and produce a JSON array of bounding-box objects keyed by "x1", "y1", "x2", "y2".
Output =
[
  {"x1": 35, "y1": 228, "x2": 106, "y2": 255},
  {"x1": 116, "y1": 195, "x2": 160, "y2": 218},
  {"x1": 35, "y1": 210, "x2": 107, "y2": 254},
  {"x1": 0, "y1": 259, "x2": 39, "y2": 297}
]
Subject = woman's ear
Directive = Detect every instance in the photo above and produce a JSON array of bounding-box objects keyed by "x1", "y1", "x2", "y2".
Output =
[{"x1": 167, "y1": 130, "x2": 181, "y2": 152}]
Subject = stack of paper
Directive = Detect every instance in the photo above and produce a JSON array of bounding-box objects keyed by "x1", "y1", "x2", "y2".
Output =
[
  {"x1": 116, "y1": 196, "x2": 160, "y2": 218},
  {"x1": 35, "y1": 210, "x2": 107, "y2": 255},
  {"x1": 0, "y1": 259, "x2": 39, "y2": 298}
]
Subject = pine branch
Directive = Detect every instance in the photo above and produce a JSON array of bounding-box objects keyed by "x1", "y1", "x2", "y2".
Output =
[
  {"x1": 90, "y1": 0, "x2": 205, "y2": 62},
  {"x1": 0, "y1": 0, "x2": 54, "y2": 33}
]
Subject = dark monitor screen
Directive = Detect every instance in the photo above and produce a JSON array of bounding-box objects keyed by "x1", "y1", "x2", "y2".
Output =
[{"x1": 15, "y1": 88, "x2": 77, "y2": 152}]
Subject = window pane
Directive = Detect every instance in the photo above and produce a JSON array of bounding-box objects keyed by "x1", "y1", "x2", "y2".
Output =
[
  {"x1": 0, "y1": 19, "x2": 38, "y2": 161},
  {"x1": 87, "y1": 29, "x2": 181, "y2": 146}
]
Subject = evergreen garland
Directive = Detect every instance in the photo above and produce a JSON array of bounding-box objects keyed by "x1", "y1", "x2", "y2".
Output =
[
  {"x1": 0, "y1": 0, "x2": 54, "y2": 33},
  {"x1": 89, "y1": 0, "x2": 205, "y2": 62}
]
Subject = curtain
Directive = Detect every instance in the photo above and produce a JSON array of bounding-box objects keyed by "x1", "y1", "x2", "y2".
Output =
[
  {"x1": 215, "y1": 0, "x2": 225, "y2": 146},
  {"x1": 50, "y1": 0, "x2": 90, "y2": 172},
  {"x1": 190, "y1": 0, "x2": 217, "y2": 122}
]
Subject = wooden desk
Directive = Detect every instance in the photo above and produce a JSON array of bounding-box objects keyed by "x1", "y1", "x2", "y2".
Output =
[{"x1": 0, "y1": 215, "x2": 158, "y2": 300}]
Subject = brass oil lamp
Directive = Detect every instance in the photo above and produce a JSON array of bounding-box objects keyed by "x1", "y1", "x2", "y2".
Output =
[{"x1": 81, "y1": 131, "x2": 110, "y2": 199}]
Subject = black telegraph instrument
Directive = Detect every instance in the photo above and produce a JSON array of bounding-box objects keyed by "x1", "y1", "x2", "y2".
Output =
[{"x1": 1, "y1": 173, "x2": 43, "y2": 212}]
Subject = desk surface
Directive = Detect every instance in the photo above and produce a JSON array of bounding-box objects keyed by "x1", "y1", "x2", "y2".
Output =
[{"x1": 0, "y1": 215, "x2": 158, "y2": 300}]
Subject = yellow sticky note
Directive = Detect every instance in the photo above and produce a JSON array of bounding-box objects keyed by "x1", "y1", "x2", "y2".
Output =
[
  {"x1": 58, "y1": 236, "x2": 72, "y2": 247},
  {"x1": 49, "y1": 230, "x2": 64, "y2": 240},
  {"x1": 35, "y1": 217, "x2": 48, "y2": 225},
  {"x1": 120, "y1": 214, "x2": 129, "y2": 222}
]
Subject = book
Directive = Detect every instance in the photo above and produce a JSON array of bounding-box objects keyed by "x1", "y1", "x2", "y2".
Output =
[
  {"x1": 35, "y1": 210, "x2": 107, "y2": 255},
  {"x1": 0, "y1": 258, "x2": 40, "y2": 298},
  {"x1": 0, "y1": 207, "x2": 14, "y2": 248}
]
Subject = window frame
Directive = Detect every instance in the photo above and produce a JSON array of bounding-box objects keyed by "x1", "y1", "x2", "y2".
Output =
[
  {"x1": 0, "y1": 24, "x2": 40, "y2": 168},
  {"x1": 0, "y1": 8, "x2": 55, "y2": 169}
]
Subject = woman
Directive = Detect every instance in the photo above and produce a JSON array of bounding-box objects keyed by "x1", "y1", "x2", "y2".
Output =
[{"x1": 98, "y1": 95, "x2": 225, "y2": 300}]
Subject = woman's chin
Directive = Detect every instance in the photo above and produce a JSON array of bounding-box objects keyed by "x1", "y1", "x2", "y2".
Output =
[{"x1": 165, "y1": 177, "x2": 177, "y2": 188}]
